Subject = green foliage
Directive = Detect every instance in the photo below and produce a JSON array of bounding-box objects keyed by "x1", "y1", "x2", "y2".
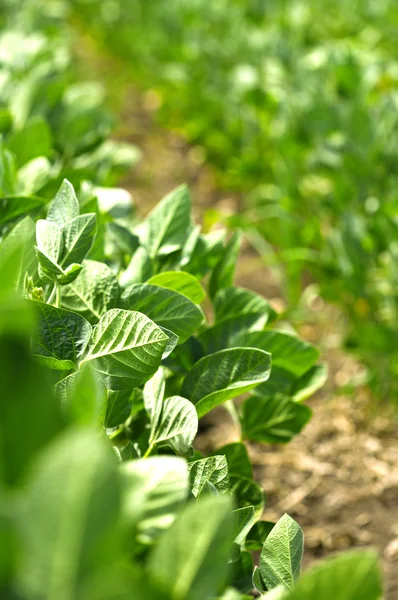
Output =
[
  {"x1": 0, "y1": 3, "x2": 384, "y2": 597},
  {"x1": 72, "y1": 0, "x2": 398, "y2": 400}
]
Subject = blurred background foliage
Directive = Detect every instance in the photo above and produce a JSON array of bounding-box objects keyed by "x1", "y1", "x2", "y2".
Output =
[{"x1": 1, "y1": 0, "x2": 397, "y2": 403}]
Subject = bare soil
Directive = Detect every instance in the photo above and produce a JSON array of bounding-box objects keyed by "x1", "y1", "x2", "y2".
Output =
[{"x1": 77, "y1": 41, "x2": 398, "y2": 599}]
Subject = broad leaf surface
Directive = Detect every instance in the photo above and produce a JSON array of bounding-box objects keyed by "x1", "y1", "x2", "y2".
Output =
[
  {"x1": 208, "y1": 231, "x2": 242, "y2": 300},
  {"x1": 148, "y1": 495, "x2": 234, "y2": 600},
  {"x1": 18, "y1": 429, "x2": 121, "y2": 600},
  {"x1": 0, "y1": 216, "x2": 36, "y2": 291},
  {"x1": 260, "y1": 513, "x2": 304, "y2": 590},
  {"x1": 61, "y1": 259, "x2": 119, "y2": 322},
  {"x1": 214, "y1": 286, "x2": 277, "y2": 325},
  {"x1": 136, "y1": 184, "x2": 192, "y2": 258},
  {"x1": 211, "y1": 442, "x2": 253, "y2": 480},
  {"x1": 35, "y1": 219, "x2": 63, "y2": 280},
  {"x1": 121, "y1": 283, "x2": 204, "y2": 343},
  {"x1": 54, "y1": 364, "x2": 106, "y2": 426},
  {"x1": 181, "y1": 347, "x2": 271, "y2": 417},
  {"x1": 234, "y1": 330, "x2": 320, "y2": 377},
  {"x1": 61, "y1": 213, "x2": 96, "y2": 267},
  {"x1": 47, "y1": 179, "x2": 80, "y2": 227},
  {"x1": 143, "y1": 367, "x2": 166, "y2": 436},
  {"x1": 188, "y1": 455, "x2": 229, "y2": 497},
  {"x1": 147, "y1": 271, "x2": 205, "y2": 304},
  {"x1": 81, "y1": 309, "x2": 169, "y2": 390},
  {"x1": 230, "y1": 476, "x2": 265, "y2": 518},
  {"x1": 31, "y1": 301, "x2": 92, "y2": 370},
  {"x1": 149, "y1": 395, "x2": 198, "y2": 455},
  {"x1": 284, "y1": 550, "x2": 382, "y2": 600},
  {"x1": 121, "y1": 456, "x2": 188, "y2": 543},
  {"x1": 242, "y1": 396, "x2": 312, "y2": 444}
]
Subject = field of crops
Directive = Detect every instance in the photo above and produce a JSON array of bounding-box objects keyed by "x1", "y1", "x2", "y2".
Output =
[{"x1": 0, "y1": 1, "x2": 396, "y2": 599}]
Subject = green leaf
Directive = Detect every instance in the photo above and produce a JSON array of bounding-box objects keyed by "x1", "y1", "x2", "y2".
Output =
[
  {"x1": 81, "y1": 308, "x2": 169, "y2": 390},
  {"x1": 148, "y1": 495, "x2": 234, "y2": 600},
  {"x1": 231, "y1": 550, "x2": 254, "y2": 593},
  {"x1": 241, "y1": 396, "x2": 312, "y2": 444},
  {"x1": 283, "y1": 550, "x2": 382, "y2": 600},
  {"x1": 246, "y1": 521, "x2": 276, "y2": 551},
  {"x1": 120, "y1": 246, "x2": 153, "y2": 286},
  {"x1": 31, "y1": 301, "x2": 92, "y2": 370},
  {"x1": 7, "y1": 116, "x2": 52, "y2": 167},
  {"x1": 232, "y1": 506, "x2": 256, "y2": 546},
  {"x1": 18, "y1": 429, "x2": 121, "y2": 600},
  {"x1": 211, "y1": 443, "x2": 253, "y2": 479},
  {"x1": 292, "y1": 364, "x2": 328, "y2": 402},
  {"x1": 230, "y1": 476, "x2": 265, "y2": 518},
  {"x1": 214, "y1": 287, "x2": 277, "y2": 325},
  {"x1": 61, "y1": 259, "x2": 119, "y2": 322},
  {"x1": 209, "y1": 231, "x2": 242, "y2": 300},
  {"x1": 35, "y1": 219, "x2": 64, "y2": 280},
  {"x1": 105, "y1": 390, "x2": 133, "y2": 428},
  {"x1": 18, "y1": 156, "x2": 52, "y2": 195},
  {"x1": 121, "y1": 456, "x2": 188, "y2": 543},
  {"x1": 0, "y1": 194, "x2": 46, "y2": 226},
  {"x1": 252, "y1": 566, "x2": 267, "y2": 593},
  {"x1": 260, "y1": 513, "x2": 304, "y2": 590},
  {"x1": 136, "y1": 184, "x2": 192, "y2": 258},
  {"x1": 58, "y1": 263, "x2": 83, "y2": 285},
  {"x1": 0, "y1": 216, "x2": 36, "y2": 292},
  {"x1": 198, "y1": 314, "x2": 267, "y2": 355},
  {"x1": 147, "y1": 271, "x2": 206, "y2": 304},
  {"x1": 54, "y1": 364, "x2": 106, "y2": 426},
  {"x1": 181, "y1": 348, "x2": 271, "y2": 418},
  {"x1": 188, "y1": 455, "x2": 229, "y2": 497},
  {"x1": 235, "y1": 331, "x2": 319, "y2": 378},
  {"x1": 183, "y1": 229, "x2": 226, "y2": 278},
  {"x1": 143, "y1": 367, "x2": 166, "y2": 436},
  {"x1": 149, "y1": 395, "x2": 198, "y2": 455},
  {"x1": 121, "y1": 284, "x2": 204, "y2": 343},
  {"x1": 61, "y1": 213, "x2": 97, "y2": 267},
  {"x1": 47, "y1": 179, "x2": 80, "y2": 227}
]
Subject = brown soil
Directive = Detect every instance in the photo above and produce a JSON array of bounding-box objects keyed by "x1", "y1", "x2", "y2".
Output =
[{"x1": 77, "y1": 41, "x2": 398, "y2": 599}]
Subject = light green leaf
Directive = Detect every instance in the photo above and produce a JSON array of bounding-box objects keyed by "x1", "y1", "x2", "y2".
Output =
[
  {"x1": 47, "y1": 179, "x2": 79, "y2": 227},
  {"x1": 54, "y1": 364, "x2": 106, "y2": 426},
  {"x1": 31, "y1": 301, "x2": 92, "y2": 370},
  {"x1": 7, "y1": 116, "x2": 52, "y2": 167},
  {"x1": 120, "y1": 246, "x2": 153, "y2": 287},
  {"x1": 136, "y1": 184, "x2": 192, "y2": 258},
  {"x1": 214, "y1": 287, "x2": 277, "y2": 325},
  {"x1": 208, "y1": 231, "x2": 242, "y2": 300},
  {"x1": 61, "y1": 259, "x2": 119, "y2": 322},
  {"x1": 35, "y1": 219, "x2": 63, "y2": 280},
  {"x1": 234, "y1": 330, "x2": 319, "y2": 377},
  {"x1": 121, "y1": 284, "x2": 204, "y2": 343},
  {"x1": 188, "y1": 455, "x2": 229, "y2": 497},
  {"x1": 292, "y1": 364, "x2": 328, "y2": 402},
  {"x1": 121, "y1": 456, "x2": 188, "y2": 543},
  {"x1": 181, "y1": 347, "x2": 271, "y2": 418},
  {"x1": 260, "y1": 513, "x2": 304, "y2": 590},
  {"x1": 58, "y1": 263, "x2": 83, "y2": 285},
  {"x1": 143, "y1": 367, "x2": 166, "y2": 436},
  {"x1": 18, "y1": 156, "x2": 52, "y2": 195},
  {"x1": 232, "y1": 506, "x2": 256, "y2": 546},
  {"x1": 61, "y1": 213, "x2": 97, "y2": 267},
  {"x1": 149, "y1": 395, "x2": 198, "y2": 454},
  {"x1": 0, "y1": 216, "x2": 36, "y2": 292},
  {"x1": 284, "y1": 550, "x2": 382, "y2": 600},
  {"x1": 211, "y1": 443, "x2": 253, "y2": 479},
  {"x1": 18, "y1": 429, "x2": 121, "y2": 600},
  {"x1": 81, "y1": 309, "x2": 169, "y2": 390},
  {"x1": 183, "y1": 229, "x2": 226, "y2": 278},
  {"x1": 147, "y1": 271, "x2": 206, "y2": 304},
  {"x1": 148, "y1": 495, "x2": 234, "y2": 600},
  {"x1": 242, "y1": 396, "x2": 312, "y2": 444}
]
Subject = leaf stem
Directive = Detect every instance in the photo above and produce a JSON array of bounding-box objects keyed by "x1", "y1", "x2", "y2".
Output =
[
  {"x1": 143, "y1": 442, "x2": 155, "y2": 458},
  {"x1": 225, "y1": 400, "x2": 241, "y2": 438},
  {"x1": 55, "y1": 283, "x2": 61, "y2": 308}
]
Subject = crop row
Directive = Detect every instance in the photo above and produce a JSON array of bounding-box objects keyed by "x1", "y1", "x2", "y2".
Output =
[{"x1": 0, "y1": 2, "x2": 384, "y2": 599}]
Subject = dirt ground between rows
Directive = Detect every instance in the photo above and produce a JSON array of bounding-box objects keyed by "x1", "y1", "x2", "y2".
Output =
[{"x1": 76, "y1": 39, "x2": 398, "y2": 598}]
